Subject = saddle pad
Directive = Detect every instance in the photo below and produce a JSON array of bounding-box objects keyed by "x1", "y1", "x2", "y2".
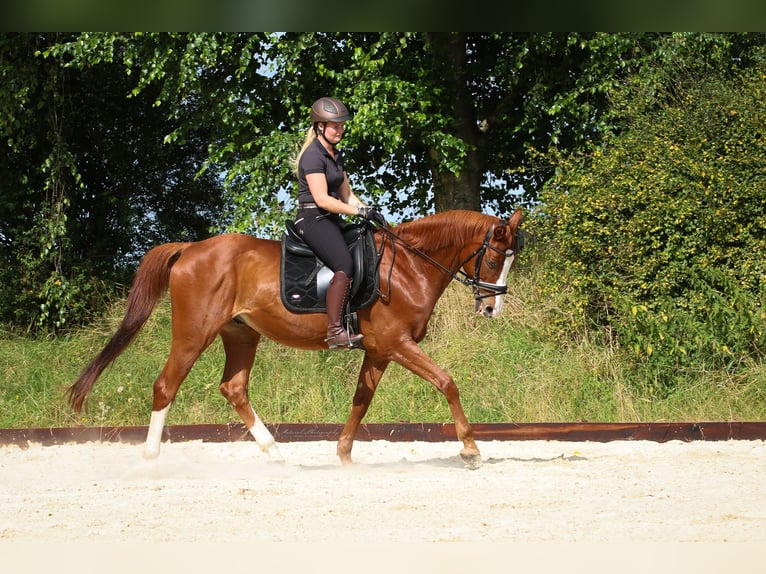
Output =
[{"x1": 280, "y1": 224, "x2": 380, "y2": 314}]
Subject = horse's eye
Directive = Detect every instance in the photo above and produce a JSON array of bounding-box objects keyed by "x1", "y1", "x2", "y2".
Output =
[{"x1": 486, "y1": 260, "x2": 498, "y2": 270}]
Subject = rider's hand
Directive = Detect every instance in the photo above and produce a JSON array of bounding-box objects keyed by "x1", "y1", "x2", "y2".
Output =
[{"x1": 356, "y1": 206, "x2": 388, "y2": 227}]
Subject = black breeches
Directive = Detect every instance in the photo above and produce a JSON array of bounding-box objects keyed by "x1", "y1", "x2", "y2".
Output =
[{"x1": 294, "y1": 211, "x2": 353, "y2": 276}]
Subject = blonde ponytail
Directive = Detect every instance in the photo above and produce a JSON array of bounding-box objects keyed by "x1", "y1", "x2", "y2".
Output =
[{"x1": 291, "y1": 127, "x2": 316, "y2": 178}]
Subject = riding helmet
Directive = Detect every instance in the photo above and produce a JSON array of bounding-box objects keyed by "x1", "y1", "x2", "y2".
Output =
[{"x1": 310, "y1": 97, "x2": 352, "y2": 124}]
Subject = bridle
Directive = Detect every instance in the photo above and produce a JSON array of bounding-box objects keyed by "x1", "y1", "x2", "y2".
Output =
[
  {"x1": 463, "y1": 224, "x2": 515, "y2": 302},
  {"x1": 373, "y1": 221, "x2": 515, "y2": 304}
]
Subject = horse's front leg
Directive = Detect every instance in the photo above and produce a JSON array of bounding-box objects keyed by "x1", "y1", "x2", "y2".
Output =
[
  {"x1": 392, "y1": 340, "x2": 482, "y2": 469},
  {"x1": 337, "y1": 354, "x2": 389, "y2": 466}
]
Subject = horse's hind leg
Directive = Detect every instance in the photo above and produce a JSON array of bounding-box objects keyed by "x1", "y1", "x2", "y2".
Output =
[
  {"x1": 144, "y1": 338, "x2": 212, "y2": 459},
  {"x1": 219, "y1": 325, "x2": 283, "y2": 461}
]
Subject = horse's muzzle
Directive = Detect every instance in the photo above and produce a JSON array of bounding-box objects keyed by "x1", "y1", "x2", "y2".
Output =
[{"x1": 475, "y1": 297, "x2": 503, "y2": 318}]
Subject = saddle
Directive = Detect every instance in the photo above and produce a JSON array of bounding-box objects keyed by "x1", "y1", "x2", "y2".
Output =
[{"x1": 280, "y1": 219, "x2": 380, "y2": 314}]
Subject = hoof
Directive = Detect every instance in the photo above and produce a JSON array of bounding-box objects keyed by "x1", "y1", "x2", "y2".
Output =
[
  {"x1": 460, "y1": 450, "x2": 482, "y2": 470},
  {"x1": 262, "y1": 445, "x2": 285, "y2": 463},
  {"x1": 142, "y1": 448, "x2": 160, "y2": 460},
  {"x1": 338, "y1": 455, "x2": 353, "y2": 467}
]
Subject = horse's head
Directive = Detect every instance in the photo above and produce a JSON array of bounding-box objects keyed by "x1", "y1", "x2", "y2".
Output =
[{"x1": 463, "y1": 209, "x2": 523, "y2": 318}]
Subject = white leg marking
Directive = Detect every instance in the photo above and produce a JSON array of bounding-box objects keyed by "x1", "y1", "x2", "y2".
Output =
[
  {"x1": 248, "y1": 406, "x2": 284, "y2": 462},
  {"x1": 143, "y1": 404, "x2": 171, "y2": 459}
]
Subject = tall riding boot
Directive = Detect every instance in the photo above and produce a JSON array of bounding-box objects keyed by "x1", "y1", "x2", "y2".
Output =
[{"x1": 325, "y1": 270, "x2": 364, "y2": 349}]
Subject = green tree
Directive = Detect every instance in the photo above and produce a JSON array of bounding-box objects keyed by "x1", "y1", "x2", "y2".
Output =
[
  {"x1": 8, "y1": 32, "x2": 764, "y2": 334},
  {"x1": 0, "y1": 33, "x2": 223, "y2": 332},
  {"x1": 48, "y1": 32, "x2": 665, "y2": 235}
]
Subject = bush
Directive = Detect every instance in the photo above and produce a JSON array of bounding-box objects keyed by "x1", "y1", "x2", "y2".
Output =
[{"x1": 531, "y1": 65, "x2": 766, "y2": 393}]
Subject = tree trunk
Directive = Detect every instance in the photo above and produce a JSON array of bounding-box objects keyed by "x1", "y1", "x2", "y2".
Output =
[
  {"x1": 427, "y1": 32, "x2": 483, "y2": 213},
  {"x1": 430, "y1": 149, "x2": 482, "y2": 212}
]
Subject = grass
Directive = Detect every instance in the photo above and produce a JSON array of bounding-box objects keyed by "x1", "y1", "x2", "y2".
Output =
[{"x1": 1, "y1": 270, "x2": 765, "y2": 429}]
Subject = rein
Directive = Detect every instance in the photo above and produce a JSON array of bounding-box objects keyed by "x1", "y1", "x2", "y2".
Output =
[{"x1": 372, "y1": 221, "x2": 514, "y2": 302}]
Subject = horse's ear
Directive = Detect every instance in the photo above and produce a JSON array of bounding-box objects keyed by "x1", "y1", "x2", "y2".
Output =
[
  {"x1": 493, "y1": 209, "x2": 522, "y2": 241},
  {"x1": 508, "y1": 208, "x2": 522, "y2": 231}
]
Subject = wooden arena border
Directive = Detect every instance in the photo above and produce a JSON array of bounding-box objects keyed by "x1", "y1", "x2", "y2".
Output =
[{"x1": 0, "y1": 421, "x2": 765, "y2": 447}]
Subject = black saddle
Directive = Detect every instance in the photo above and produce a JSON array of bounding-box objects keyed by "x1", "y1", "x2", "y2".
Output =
[{"x1": 280, "y1": 219, "x2": 380, "y2": 314}]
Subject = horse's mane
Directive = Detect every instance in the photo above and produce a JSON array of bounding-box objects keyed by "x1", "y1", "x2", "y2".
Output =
[{"x1": 393, "y1": 210, "x2": 497, "y2": 251}]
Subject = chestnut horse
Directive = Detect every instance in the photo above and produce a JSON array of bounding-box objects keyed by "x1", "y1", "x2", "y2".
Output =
[{"x1": 68, "y1": 209, "x2": 522, "y2": 469}]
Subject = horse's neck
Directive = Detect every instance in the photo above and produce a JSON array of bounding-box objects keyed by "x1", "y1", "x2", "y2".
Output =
[
  {"x1": 396, "y1": 217, "x2": 476, "y2": 269},
  {"x1": 391, "y1": 223, "x2": 467, "y2": 290}
]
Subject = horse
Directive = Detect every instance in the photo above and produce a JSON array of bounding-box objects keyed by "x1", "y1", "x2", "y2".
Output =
[{"x1": 68, "y1": 209, "x2": 523, "y2": 469}]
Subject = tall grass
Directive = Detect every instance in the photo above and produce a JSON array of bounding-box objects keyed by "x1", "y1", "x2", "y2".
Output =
[{"x1": 1, "y1": 268, "x2": 764, "y2": 428}]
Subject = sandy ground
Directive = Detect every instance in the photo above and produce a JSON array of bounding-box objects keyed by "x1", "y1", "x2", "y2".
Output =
[
  {"x1": 2, "y1": 438, "x2": 765, "y2": 574},
  {"x1": 2, "y1": 436, "x2": 765, "y2": 545}
]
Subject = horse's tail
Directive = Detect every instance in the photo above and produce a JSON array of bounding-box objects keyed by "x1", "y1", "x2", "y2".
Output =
[{"x1": 67, "y1": 242, "x2": 189, "y2": 413}]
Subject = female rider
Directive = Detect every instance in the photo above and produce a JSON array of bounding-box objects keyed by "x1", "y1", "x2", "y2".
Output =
[{"x1": 292, "y1": 96, "x2": 385, "y2": 349}]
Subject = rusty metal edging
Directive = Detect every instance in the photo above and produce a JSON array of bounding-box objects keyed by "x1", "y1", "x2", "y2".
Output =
[{"x1": 1, "y1": 421, "x2": 765, "y2": 447}]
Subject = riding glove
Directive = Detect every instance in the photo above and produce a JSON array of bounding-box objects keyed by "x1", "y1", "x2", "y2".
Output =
[{"x1": 356, "y1": 206, "x2": 388, "y2": 227}]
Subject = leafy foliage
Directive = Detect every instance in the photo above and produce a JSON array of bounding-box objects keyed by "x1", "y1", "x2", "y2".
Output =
[
  {"x1": 3, "y1": 31, "x2": 766, "y2": 343},
  {"x1": 532, "y1": 59, "x2": 766, "y2": 393},
  {"x1": 47, "y1": 32, "x2": 666, "y2": 233},
  {"x1": 1, "y1": 33, "x2": 223, "y2": 333}
]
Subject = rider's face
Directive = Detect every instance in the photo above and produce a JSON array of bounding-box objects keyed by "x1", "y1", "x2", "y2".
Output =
[{"x1": 321, "y1": 122, "x2": 345, "y2": 143}]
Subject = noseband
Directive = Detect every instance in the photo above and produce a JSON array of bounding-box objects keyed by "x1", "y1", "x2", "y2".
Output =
[{"x1": 376, "y1": 222, "x2": 514, "y2": 304}]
